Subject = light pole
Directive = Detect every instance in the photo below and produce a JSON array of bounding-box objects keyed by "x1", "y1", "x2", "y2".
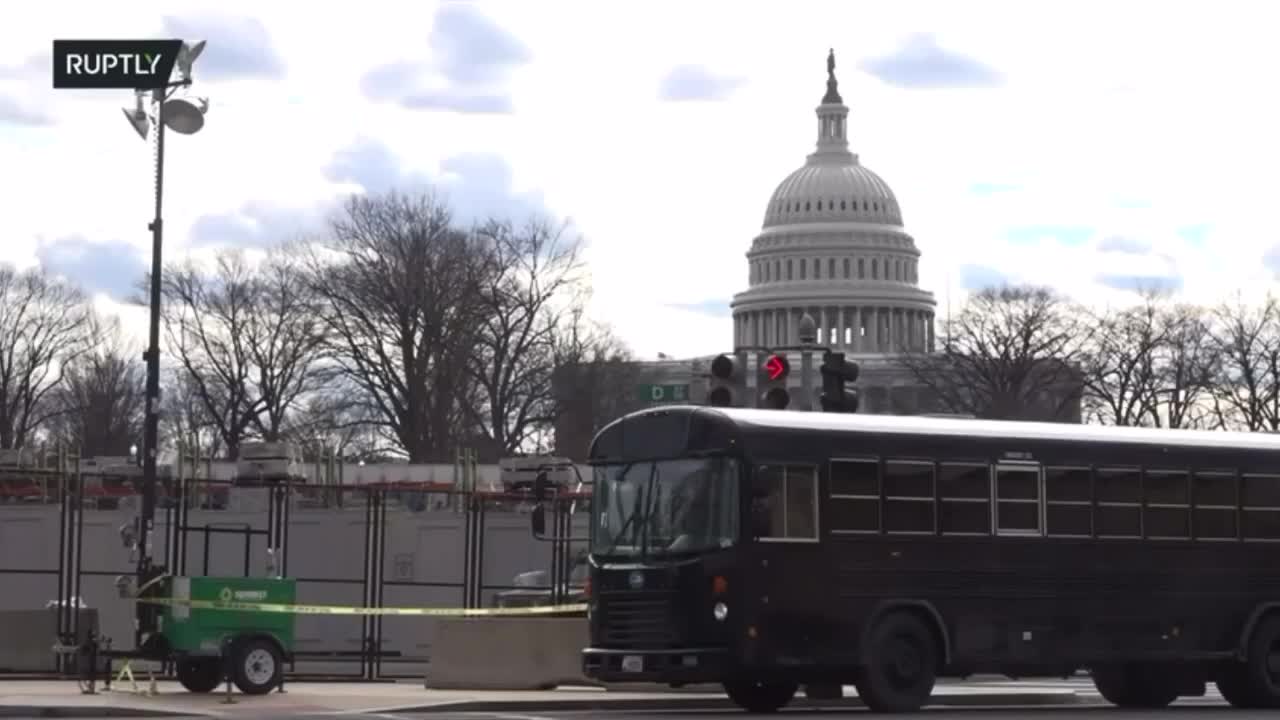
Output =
[
  {"x1": 120, "y1": 39, "x2": 208, "y2": 649},
  {"x1": 799, "y1": 313, "x2": 817, "y2": 411}
]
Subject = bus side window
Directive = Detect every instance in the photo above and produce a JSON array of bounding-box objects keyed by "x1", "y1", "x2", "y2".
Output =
[{"x1": 753, "y1": 464, "x2": 819, "y2": 541}]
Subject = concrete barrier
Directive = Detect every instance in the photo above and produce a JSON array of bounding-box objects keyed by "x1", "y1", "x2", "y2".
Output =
[
  {"x1": 425, "y1": 616, "x2": 592, "y2": 690},
  {"x1": 0, "y1": 609, "x2": 97, "y2": 672}
]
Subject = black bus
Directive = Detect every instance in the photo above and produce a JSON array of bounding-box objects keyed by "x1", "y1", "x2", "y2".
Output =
[{"x1": 560, "y1": 404, "x2": 1280, "y2": 713}]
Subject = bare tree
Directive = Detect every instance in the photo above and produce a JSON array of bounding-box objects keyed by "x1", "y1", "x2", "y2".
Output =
[
  {"x1": 549, "y1": 307, "x2": 640, "y2": 459},
  {"x1": 245, "y1": 244, "x2": 329, "y2": 442},
  {"x1": 308, "y1": 191, "x2": 490, "y2": 462},
  {"x1": 157, "y1": 251, "x2": 261, "y2": 458},
  {"x1": 0, "y1": 266, "x2": 92, "y2": 448},
  {"x1": 898, "y1": 285, "x2": 1088, "y2": 421},
  {"x1": 465, "y1": 218, "x2": 585, "y2": 460},
  {"x1": 47, "y1": 314, "x2": 145, "y2": 457},
  {"x1": 159, "y1": 369, "x2": 224, "y2": 460},
  {"x1": 281, "y1": 379, "x2": 382, "y2": 462},
  {"x1": 1079, "y1": 293, "x2": 1166, "y2": 426},
  {"x1": 1209, "y1": 295, "x2": 1280, "y2": 432},
  {"x1": 156, "y1": 247, "x2": 326, "y2": 457},
  {"x1": 1152, "y1": 302, "x2": 1219, "y2": 429}
]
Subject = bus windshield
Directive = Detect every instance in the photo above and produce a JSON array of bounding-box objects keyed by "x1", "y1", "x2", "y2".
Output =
[{"x1": 591, "y1": 456, "x2": 740, "y2": 558}]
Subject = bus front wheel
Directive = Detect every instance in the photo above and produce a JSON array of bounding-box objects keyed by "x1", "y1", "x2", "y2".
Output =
[
  {"x1": 723, "y1": 677, "x2": 798, "y2": 713},
  {"x1": 854, "y1": 612, "x2": 939, "y2": 713}
]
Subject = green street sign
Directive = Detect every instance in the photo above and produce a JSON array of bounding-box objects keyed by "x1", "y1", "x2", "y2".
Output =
[{"x1": 637, "y1": 384, "x2": 690, "y2": 404}]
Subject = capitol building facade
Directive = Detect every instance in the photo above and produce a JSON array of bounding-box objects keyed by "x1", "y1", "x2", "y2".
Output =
[{"x1": 552, "y1": 52, "x2": 1070, "y2": 459}]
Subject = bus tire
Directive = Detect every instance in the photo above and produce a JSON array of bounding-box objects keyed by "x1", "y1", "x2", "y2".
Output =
[
  {"x1": 854, "y1": 611, "x2": 938, "y2": 713},
  {"x1": 723, "y1": 677, "x2": 798, "y2": 713},
  {"x1": 1214, "y1": 663, "x2": 1260, "y2": 708},
  {"x1": 1232, "y1": 614, "x2": 1280, "y2": 708},
  {"x1": 1090, "y1": 664, "x2": 1178, "y2": 708}
]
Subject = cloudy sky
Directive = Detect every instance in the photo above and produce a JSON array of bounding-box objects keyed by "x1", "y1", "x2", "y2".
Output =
[{"x1": 2, "y1": 0, "x2": 1278, "y2": 360}]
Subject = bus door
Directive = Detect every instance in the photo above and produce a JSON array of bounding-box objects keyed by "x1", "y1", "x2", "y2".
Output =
[{"x1": 747, "y1": 462, "x2": 823, "y2": 656}]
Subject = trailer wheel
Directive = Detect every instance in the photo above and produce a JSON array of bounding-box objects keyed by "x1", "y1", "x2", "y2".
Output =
[
  {"x1": 1090, "y1": 664, "x2": 1178, "y2": 708},
  {"x1": 176, "y1": 658, "x2": 222, "y2": 693},
  {"x1": 723, "y1": 677, "x2": 798, "y2": 713},
  {"x1": 854, "y1": 611, "x2": 938, "y2": 713},
  {"x1": 231, "y1": 637, "x2": 283, "y2": 695}
]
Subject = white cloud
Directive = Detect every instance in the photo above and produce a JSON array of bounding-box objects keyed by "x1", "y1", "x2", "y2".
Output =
[{"x1": 4, "y1": 0, "x2": 1280, "y2": 362}]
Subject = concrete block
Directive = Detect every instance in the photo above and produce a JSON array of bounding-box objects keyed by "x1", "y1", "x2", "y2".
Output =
[{"x1": 425, "y1": 617, "x2": 591, "y2": 690}]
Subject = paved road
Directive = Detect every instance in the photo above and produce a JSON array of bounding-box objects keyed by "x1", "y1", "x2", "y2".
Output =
[
  {"x1": 55, "y1": 704, "x2": 1263, "y2": 720},
  {"x1": 382, "y1": 708, "x2": 1268, "y2": 720},
  {"x1": 0, "y1": 677, "x2": 1246, "y2": 719}
]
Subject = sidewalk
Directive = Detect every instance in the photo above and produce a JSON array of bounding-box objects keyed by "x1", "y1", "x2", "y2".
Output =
[{"x1": 0, "y1": 679, "x2": 1090, "y2": 717}]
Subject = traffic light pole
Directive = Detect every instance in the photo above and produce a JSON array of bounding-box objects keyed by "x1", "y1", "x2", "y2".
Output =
[
  {"x1": 717, "y1": 330, "x2": 854, "y2": 411},
  {"x1": 819, "y1": 350, "x2": 861, "y2": 413}
]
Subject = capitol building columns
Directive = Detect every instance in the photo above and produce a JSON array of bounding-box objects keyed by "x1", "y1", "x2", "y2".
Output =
[{"x1": 733, "y1": 306, "x2": 935, "y2": 354}]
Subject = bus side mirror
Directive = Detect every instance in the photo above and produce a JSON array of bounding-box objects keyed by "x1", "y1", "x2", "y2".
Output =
[
  {"x1": 531, "y1": 505, "x2": 546, "y2": 537},
  {"x1": 533, "y1": 471, "x2": 551, "y2": 501}
]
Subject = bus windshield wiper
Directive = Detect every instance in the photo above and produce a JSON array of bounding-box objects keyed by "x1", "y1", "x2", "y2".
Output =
[
  {"x1": 601, "y1": 463, "x2": 643, "y2": 557},
  {"x1": 640, "y1": 473, "x2": 661, "y2": 561}
]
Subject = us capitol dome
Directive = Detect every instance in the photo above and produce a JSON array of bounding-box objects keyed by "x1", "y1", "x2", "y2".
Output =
[
  {"x1": 730, "y1": 50, "x2": 936, "y2": 355},
  {"x1": 550, "y1": 51, "x2": 1082, "y2": 456},
  {"x1": 551, "y1": 51, "x2": 954, "y2": 457}
]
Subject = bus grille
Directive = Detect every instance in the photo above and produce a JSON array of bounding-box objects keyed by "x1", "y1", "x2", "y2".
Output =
[{"x1": 600, "y1": 593, "x2": 678, "y2": 648}]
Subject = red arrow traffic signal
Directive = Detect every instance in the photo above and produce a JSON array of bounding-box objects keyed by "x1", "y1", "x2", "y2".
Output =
[{"x1": 763, "y1": 353, "x2": 789, "y2": 381}]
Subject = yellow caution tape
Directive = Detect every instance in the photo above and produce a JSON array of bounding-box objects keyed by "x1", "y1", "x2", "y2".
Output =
[{"x1": 136, "y1": 597, "x2": 588, "y2": 617}]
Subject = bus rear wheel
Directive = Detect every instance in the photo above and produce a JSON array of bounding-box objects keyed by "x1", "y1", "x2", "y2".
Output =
[
  {"x1": 854, "y1": 612, "x2": 939, "y2": 713},
  {"x1": 1090, "y1": 664, "x2": 1179, "y2": 708},
  {"x1": 1215, "y1": 664, "x2": 1260, "y2": 708},
  {"x1": 723, "y1": 677, "x2": 798, "y2": 713},
  {"x1": 1217, "y1": 615, "x2": 1280, "y2": 708}
]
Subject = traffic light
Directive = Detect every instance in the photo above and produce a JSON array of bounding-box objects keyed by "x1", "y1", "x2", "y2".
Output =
[
  {"x1": 819, "y1": 351, "x2": 860, "y2": 413},
  {"x1": 707, "y1": 353, "x2": 746, "y2": 407},
  {"x1": 758, "y1": 352, "x2": 791, "y2": 409}
]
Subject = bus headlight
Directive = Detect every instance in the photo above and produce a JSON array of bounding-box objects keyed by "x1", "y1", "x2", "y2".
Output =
[{"x1": 713, "y1": 602, "x2": 728, "y2": 622}]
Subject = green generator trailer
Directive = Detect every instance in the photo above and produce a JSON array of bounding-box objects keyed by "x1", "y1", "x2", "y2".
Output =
[{"x1": 157, "y1": 575, "x2": 296, "y2": 694}]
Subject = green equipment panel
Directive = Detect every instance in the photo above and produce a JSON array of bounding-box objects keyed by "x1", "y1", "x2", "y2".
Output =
[{"x1": 160, "y1": 576, "x2": 297, "y2": 657}]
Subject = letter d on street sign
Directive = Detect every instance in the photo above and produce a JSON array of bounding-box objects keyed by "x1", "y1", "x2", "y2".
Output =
[{"x1": 52, "y1": 40, "x2": 184, "y2": 89}]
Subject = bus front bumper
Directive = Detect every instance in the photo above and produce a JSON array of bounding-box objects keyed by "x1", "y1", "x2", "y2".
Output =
[{"x1": 582, "y1": 647, "x2": 730, "y2": 684}]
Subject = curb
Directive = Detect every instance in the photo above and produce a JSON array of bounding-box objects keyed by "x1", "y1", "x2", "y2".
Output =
[
  {"x1": 0, "y1": 708, "x2": 204, "y2": 718},
  {"x1": 383, "y1": 690, "x2": 1087, "y2": 713}
]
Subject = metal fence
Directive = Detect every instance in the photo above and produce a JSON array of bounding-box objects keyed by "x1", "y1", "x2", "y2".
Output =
[{"x1": 0, "y1": 450, "x2": 590, "y2": 680}]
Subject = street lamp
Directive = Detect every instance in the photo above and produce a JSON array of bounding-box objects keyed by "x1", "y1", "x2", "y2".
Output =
[{"x1": 120, "y1": 39, "x2": 208, "y2": 650}]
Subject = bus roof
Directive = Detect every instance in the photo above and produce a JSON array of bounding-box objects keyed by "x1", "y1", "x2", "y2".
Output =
[{"x1": 706, "y1": 407, "x2": 1280, "y2": 453}]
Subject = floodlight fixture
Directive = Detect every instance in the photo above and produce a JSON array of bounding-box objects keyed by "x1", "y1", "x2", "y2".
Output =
[
  {"x1": 122, "y1": 89, "x2": 150, "y2": 140},
  {"x1": 175, "y1": 40, "x2": 206, "y2": 81},
  {"x1": 163, "y1": 91, "x2": 208, "y2": 135}
]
